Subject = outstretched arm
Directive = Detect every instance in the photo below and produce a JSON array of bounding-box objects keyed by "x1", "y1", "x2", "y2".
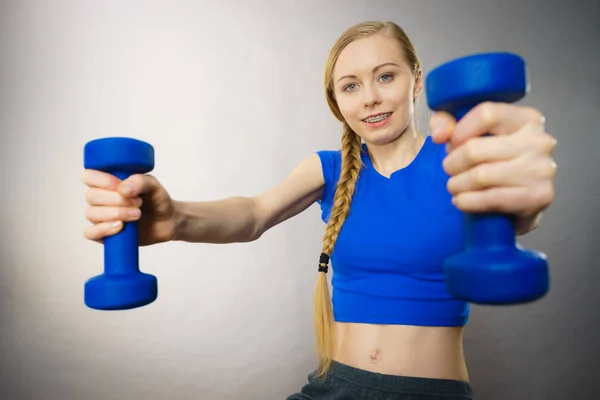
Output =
[{"x1": 173, "y1": 154, "x2": 325, "y2": 244}]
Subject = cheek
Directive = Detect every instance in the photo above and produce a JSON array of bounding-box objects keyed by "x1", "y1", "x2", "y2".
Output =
[
  {"x1": 384, "y1": 87, "x2": 409, "y2": 107},
  {"x1": 388, "y1": 94, "x2": 415, "y2": 120},
  {"x1": 337, "y1": 101, "x2": 364, "y2": 131},
  {"x1": 385, "y1": 78, "x2": 413, "y2": 103},
  {"x1": 337, "y1": 97, "x2": 360, "y2": 120}
]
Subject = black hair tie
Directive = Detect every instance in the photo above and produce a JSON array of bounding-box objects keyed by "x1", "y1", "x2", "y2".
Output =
[{"x1": 318, "y1": 252, "x2": 330, "y2": 273}]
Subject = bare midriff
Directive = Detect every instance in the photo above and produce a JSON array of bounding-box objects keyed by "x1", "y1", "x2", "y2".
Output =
[{"x1": 332, "y1": 322, "x2": 469, "y2": 382}]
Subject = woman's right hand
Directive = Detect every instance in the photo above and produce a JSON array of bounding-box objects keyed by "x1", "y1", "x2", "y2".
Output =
[{"x1": 82, "y1": 170, "x2": 177, "y2": 246}]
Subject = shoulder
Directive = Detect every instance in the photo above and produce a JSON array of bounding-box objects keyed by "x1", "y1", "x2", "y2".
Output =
[
  {"x1": 313, "y1": 149, "x2": 342, "y2": 220},
  {"x1": 316, "y1": 149, "x2": 342, "y2": 166},
  {"x1": 315, "y1": 149, "x2": 342, "y2": 181}
]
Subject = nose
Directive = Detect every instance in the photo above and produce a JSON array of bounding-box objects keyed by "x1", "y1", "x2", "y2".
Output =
[{"x1": 363, "y1": 84, "x2": 381, "y2": 107}]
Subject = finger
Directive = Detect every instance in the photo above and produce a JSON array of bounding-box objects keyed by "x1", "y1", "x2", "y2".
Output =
[
  {"x1": 442, "y1": 134, "x2": 523, "y2": 176},
  {"x1": 85, "y1": 205, "x2": 141, "y2": 224},
  {"x1": 118, "y1": 174, "x2": 161, "y2": 198},
  {"x1": 447, "y1": 156, "x2": 556, "y2": 196},
  {"x1": 81, "y1": 169, "x2": 122, "y2": 190},
  {"x1": 452, "y1": 182, "x2": 554, "y2": 215},
  {"x1": 86, "y1": 188, "x2": 143, "y2": 207},
  {"x1": 429, "y1": 111, "x2": 456, "y2": 144},
  {"x1": 450, "y1": 102, "x2": 545, "y2": 149},
  {"x1": 83, "y1": 221, "x2": 123, "y2": 242},
  {"x1": 118, "y1": 174, "x2": 173, "y2": 216}
]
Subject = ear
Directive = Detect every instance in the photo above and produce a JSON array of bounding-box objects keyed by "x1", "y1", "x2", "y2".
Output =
[{"x1": 413, "y1": 69, "x2": 423, "y2": 101}]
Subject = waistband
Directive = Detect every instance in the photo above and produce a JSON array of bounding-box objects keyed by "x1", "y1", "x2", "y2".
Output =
[{"x1": 328, "y1": 360, "x2": 473, "y2": 396}]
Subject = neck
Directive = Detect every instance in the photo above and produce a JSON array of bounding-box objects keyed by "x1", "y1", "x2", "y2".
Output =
[{"x1": 365, "y1": 126, "x2": 426, "y2": 178}]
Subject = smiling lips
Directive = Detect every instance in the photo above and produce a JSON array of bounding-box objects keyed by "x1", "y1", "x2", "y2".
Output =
[{"x1": 362, "y1": 112, "x2": 393, "y2": 127}]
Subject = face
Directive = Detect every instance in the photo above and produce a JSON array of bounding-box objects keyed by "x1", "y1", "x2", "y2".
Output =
[{"x1": 332, "y1": 34, "x2": 421, "y2": 146}]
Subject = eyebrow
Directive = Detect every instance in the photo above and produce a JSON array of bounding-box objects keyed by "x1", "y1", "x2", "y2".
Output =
[{"x1": 336, "y1": 62, "x2": 401, "y2": 84}]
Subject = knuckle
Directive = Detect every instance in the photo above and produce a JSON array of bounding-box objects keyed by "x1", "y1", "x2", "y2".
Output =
[
  {"x1": 127, "y1": 174, "x2": 143, "y2": 188},
  {"x1": 543, "y1": 134, "x2": 558, "y2": 152},
  {"x1": 83, "y1": 228, "x2": 93, "y2": 240},
  {"x1": 549, "y1": 159, "x2": 558, "y2": 177},
  {"x1": 464, "y1": 140, "x2": 481, "y2": 164},
  {"x1": 526, "y1": 107, "x2": 545, "y2": 125},
  {"x1": 477, "y1": 102, "x2": 497, "y2": 125},
  {"x1": 81, "y1": 168, "x2": 99, "y2": 184},
  {"x1": 442, "y1": 158, "x2": 452, "y2": 175},
  {"x1": 81, "y1": 170, "x2": 90, "y2": 185},
  {"x1": 532, "y1": 133, "x2": 553, "y2": 150},
  {"x1": 473, "y1": 165, "x2": 489, "y2": 186},
  {"x1": 541, "y1": 159, "x2": 557, "y2": 178},
  {"x1": 446, "y1": 179, "x2": 457, "y2": 195},
  {"x1": 85, "y1": 189, "x2": 95, "y2": 204},
  {"x1": 528, "y1": 154, "x2": 557, "y2": 180},
  {"x1": 85, "y1": 207, "x2": 96, "y2": 222},
  {"x1": 537, "y1": 184, "x2": 555, "y2": 207}
]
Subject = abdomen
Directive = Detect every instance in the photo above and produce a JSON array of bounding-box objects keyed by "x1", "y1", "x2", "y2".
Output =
[{"x1": 332, "y1": 322, "x2": 469, "y2": 381}]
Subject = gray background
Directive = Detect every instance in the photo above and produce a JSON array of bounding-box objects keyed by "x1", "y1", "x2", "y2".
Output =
[{"x1": 1, "y1": 0, "x2": 598, "y2": 399}]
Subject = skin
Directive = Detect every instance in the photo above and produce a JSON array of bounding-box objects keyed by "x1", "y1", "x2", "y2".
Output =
[{"x1": 82, "y1": 33, "x2": 557, "y2": 383}]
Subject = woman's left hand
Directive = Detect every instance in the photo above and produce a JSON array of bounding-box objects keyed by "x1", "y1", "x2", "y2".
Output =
[{"x1": 429, "y1": 101, "x2": 557, "y2": 234}]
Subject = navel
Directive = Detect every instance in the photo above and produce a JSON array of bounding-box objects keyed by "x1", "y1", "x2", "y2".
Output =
[{"x1": 369, "y1": 349, "x2": 380, "y2": 363}]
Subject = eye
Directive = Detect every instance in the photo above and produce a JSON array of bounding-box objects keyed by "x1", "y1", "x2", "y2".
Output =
[
  {"x1": 342, "y1": 83, "x2": 358, "y2": 92},
  {"x1": 378, "y1": 73, "x2": 394, "y2": 83}
]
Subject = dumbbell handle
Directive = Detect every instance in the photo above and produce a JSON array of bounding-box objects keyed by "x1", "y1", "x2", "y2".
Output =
[
  {"x1": 103, "y1": 171, "x2": 140, "y2": 276},
  {"x1": 450, "y1": 108, "x2": 516, "y2": 250},
  {"x1": 466, "y1": 213, "x2": 515, "y2": 249}
]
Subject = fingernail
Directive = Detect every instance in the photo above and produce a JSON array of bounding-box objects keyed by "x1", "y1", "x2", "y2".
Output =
[
  {"x1": 133, "y1": 197, "x2": 143, "y2": 207},
  {"x1": 128, "y1": 208, "x2": 141, "y2": 219},
  {"x1": 111, "y1": 221, "x2": 122, "y2": 228}
]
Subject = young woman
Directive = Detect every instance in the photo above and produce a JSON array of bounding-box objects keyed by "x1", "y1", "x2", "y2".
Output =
[{"x1": 82, "y1": 21, "x2": 557, "y2": 399}]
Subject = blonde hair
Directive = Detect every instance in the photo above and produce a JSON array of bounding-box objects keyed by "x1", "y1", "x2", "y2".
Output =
[{"x1": 313, "y1": 21, "x2": 422, "y2": 379}]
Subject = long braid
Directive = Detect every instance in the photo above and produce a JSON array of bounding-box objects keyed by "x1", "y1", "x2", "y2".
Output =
[{"x1": 313, "y1": 122, "x2": 363, "y2": 378}]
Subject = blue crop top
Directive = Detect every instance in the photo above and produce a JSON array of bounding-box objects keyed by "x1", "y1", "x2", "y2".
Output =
[{"x1": 316, "y1": 135, "x2": 470, "y2": 327}]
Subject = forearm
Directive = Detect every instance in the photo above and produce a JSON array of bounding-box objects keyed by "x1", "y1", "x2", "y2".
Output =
[{"x1": 172, "y1": 197, "x2": 261, "y2": 244}]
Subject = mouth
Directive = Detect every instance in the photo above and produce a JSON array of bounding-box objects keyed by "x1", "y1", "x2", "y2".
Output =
[{"x1": 362, "y1": 112, "x2": 393, "y2": 124}]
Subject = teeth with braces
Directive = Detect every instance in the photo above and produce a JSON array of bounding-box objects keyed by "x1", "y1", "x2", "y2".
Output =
[{"x1": 364, "y1": 113, "x2": 391, "y2": 123}]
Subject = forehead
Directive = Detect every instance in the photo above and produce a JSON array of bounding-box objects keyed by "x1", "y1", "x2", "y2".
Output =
[{"x1": 334, "y1": 34, "x2": 406, "y2": 78}]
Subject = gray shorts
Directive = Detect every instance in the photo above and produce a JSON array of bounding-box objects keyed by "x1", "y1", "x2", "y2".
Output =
[{"x1": 287, "y1": 361, "x2": 474, "y2": 400}]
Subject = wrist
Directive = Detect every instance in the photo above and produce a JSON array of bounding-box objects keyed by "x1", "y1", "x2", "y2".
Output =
[{"x1": 172, "y1": 200, "x2": 189, "y2": 242}]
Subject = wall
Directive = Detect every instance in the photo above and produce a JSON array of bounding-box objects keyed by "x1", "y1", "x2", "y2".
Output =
[{"x1": 1, "y1": 0, "x2": 598, "y2": 398}]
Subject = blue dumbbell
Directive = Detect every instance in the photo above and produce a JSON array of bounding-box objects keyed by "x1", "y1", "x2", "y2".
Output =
[
  {"x1": 425, "y1": 52, "x2": 549, "y2": 305},
  {"x1": 83, "y1": 137, "x2": 158, "y2": 310}
]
